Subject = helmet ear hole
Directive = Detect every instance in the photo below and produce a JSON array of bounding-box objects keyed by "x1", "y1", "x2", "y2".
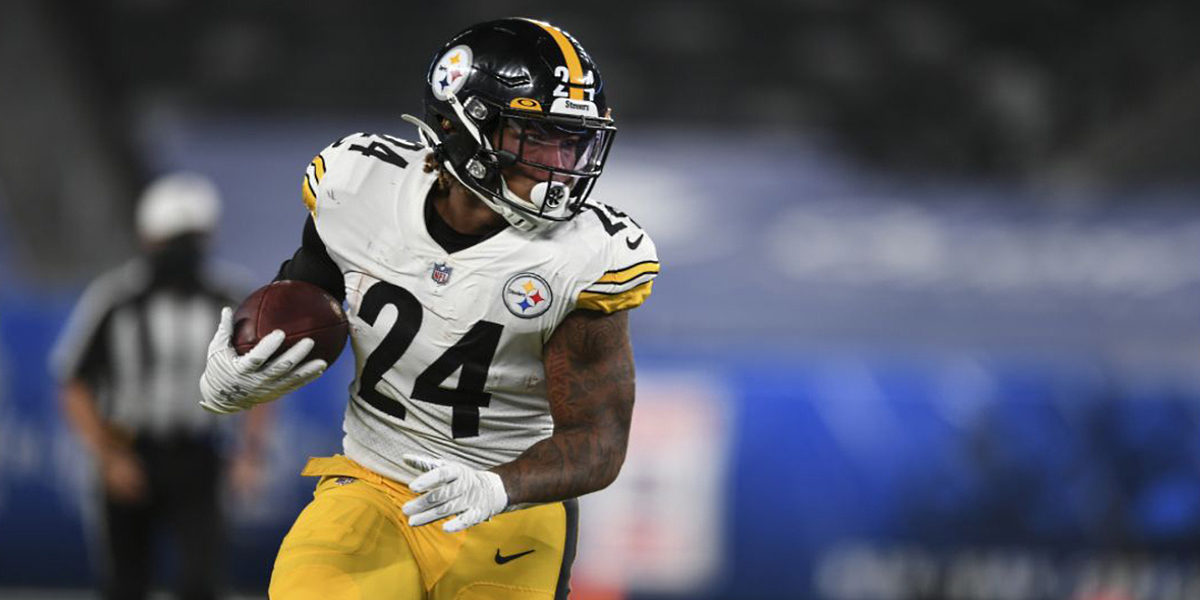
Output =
[{"x1": 464, "y1": 96, "x2": 490, "y2": 121}]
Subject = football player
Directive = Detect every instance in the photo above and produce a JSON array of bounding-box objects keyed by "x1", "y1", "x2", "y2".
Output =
[{"x1": 198, "y1": 18, "x2": 658, "y2": 600}]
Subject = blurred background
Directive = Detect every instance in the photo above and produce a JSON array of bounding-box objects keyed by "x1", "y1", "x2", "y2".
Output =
[{"x1": 4, "y1": 0, "x2": 1200, "y2": 599}]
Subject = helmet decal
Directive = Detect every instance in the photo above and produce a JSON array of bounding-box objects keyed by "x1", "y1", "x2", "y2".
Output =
[
  {"x1": 431, "y1": 45, "x2": 473, "y2": 101},
  {"x1": 549, "y1": 97, "x2": 598, "y2": 117},
  {"x1": 523, "y1": 19, "x2": 589, "y2": 101},
  {"x1": 509, "y1": 97, "x2": 543, "y2": 112}
]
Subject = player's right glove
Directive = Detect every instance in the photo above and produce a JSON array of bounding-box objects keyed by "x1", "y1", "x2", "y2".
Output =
[{"x1": 199, "y1": 307, "x2": 327, "y2": 414}]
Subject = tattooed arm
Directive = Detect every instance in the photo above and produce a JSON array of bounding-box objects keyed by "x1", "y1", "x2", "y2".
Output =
[{"x1": 491, "y1": 308, "x2": 635, "y2": 505}]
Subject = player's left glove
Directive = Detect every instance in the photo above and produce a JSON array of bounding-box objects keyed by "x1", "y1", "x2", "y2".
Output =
[{"x1": 401, "y1": 454, "x2": 509, "y2": 533}]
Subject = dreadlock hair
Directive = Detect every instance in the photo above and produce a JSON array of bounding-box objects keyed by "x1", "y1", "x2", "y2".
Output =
[
  {"x1": 423, "y1": 117, "x2": 466, "y2": 194},
  {"x1": 422, "y1": 152, "x2": 459, "y2": 193}
]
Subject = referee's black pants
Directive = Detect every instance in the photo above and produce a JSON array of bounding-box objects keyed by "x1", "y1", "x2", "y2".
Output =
[{"x1": 102, "y1": 433, "x2": 222, "y2": 600}]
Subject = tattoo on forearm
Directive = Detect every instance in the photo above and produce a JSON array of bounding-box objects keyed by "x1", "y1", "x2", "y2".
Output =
[{"x1": 493, "y1": 310, "x2": 635, "y2": 505}]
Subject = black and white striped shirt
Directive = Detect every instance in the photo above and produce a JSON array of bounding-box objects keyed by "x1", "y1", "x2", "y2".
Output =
[{"x1": 50, "y1": 259, "x2": 247, "y2": 437}]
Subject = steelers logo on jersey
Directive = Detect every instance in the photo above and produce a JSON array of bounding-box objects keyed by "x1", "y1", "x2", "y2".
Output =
[{"x1": 503, "y1": 273, "x2": 553, "y2": 318}]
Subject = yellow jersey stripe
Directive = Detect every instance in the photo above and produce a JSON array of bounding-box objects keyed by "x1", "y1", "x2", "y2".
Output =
[
  {"x1": 312, "y1": 154, "x2": 326, "y2": 183},
  {"x1": 527, "y1": 19, "x2": 585, "y2": 100},
  {"x1": 301, "y1": 175, "x2": 317, "y2": 216},
  {"x1": 577, "y1": 281, "x2": 654, "y2": 313},
  {"x1": 593, "y1": 261, "x2": 660, "y2": 285}
]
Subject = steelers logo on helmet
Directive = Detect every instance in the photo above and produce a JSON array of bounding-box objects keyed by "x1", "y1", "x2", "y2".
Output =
[
  {"x1": 431, "y1": 45, "x2": 473, "y2": 101},
  {"x1": 503, "y1": 272, "x2": 553, "y2": 318}
]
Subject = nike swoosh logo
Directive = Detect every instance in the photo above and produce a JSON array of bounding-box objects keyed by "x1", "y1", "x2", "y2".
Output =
[
  {"x1": 625, "y1": 234, "x2": 644, "y2": 250},
  {"x1": 494, "y1": 549, "x2": 536, "y2": 564}
]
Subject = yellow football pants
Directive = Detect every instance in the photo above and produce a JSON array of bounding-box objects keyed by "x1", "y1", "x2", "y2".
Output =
[{"x1": 269, "y1": 455, "x2": 577, "y2": 600}]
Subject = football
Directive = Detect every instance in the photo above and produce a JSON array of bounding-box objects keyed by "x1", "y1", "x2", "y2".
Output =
[{"x1": 232, "y1": 280, "x2": 349, "y2": 365}]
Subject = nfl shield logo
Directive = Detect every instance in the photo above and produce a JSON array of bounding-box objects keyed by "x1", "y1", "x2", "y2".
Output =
[{"x1": 431, "y1": 262, "x2": 453, "y2": 285}]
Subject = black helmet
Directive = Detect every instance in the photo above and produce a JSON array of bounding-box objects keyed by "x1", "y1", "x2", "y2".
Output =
[{"x1": 412, "y1": 18, "x2": 616, "y2": 231}]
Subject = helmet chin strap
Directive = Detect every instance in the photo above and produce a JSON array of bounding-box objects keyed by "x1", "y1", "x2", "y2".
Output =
[
  {"x1": 401, "y1": 112, "x2": 539, "y2": 232},
  {"x1": 481, "y1": 175, "x2": 538, "y2": 232},
  {"x1": 506, "y1": 180, "x2": 570, "y2": 218},
  {"x1": 404, "y1": 92, "x2": 564, "y2": 233}
]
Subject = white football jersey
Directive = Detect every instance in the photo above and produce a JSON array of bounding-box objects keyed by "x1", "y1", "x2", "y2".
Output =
[{"x1": 301, "y1": 133, "x2": 659, "y2": 482}]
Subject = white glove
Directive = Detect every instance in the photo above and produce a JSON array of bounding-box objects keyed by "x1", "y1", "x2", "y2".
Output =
[
  {"x1": 401, "y1": 454, "x2": 509, "y2": 533},
  {"x1": 199, "y1": 307, "x2": 327, "y2": 414}
]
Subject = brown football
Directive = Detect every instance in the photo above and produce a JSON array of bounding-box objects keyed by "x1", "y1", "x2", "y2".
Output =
[{"x1": 232, "y1": 280, "x2": 348, "y2": 365}]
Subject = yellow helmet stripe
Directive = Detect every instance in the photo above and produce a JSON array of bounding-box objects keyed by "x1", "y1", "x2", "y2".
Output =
[{"x1": 524, "y1": 19, "x2": 585, "y2": 100}]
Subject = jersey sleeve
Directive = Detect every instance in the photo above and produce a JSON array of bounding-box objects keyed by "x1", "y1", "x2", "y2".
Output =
[
  {"x1": 301, "y1": 153, "x2": 326, "y2": 217},
  {"x1": 301, "y1": 134, "x2": 358, "y2": 218},
  {"x1": 301, "y1": 132, "x2": 425, "y2": 220},
  {"x1": 575, "y1": 209, "x2": 660, "y2": 314}
]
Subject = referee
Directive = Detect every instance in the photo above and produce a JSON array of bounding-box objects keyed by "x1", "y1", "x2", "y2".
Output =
[{"x1": 50, "y1": 173, "x2": 267, "y2": 600}]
